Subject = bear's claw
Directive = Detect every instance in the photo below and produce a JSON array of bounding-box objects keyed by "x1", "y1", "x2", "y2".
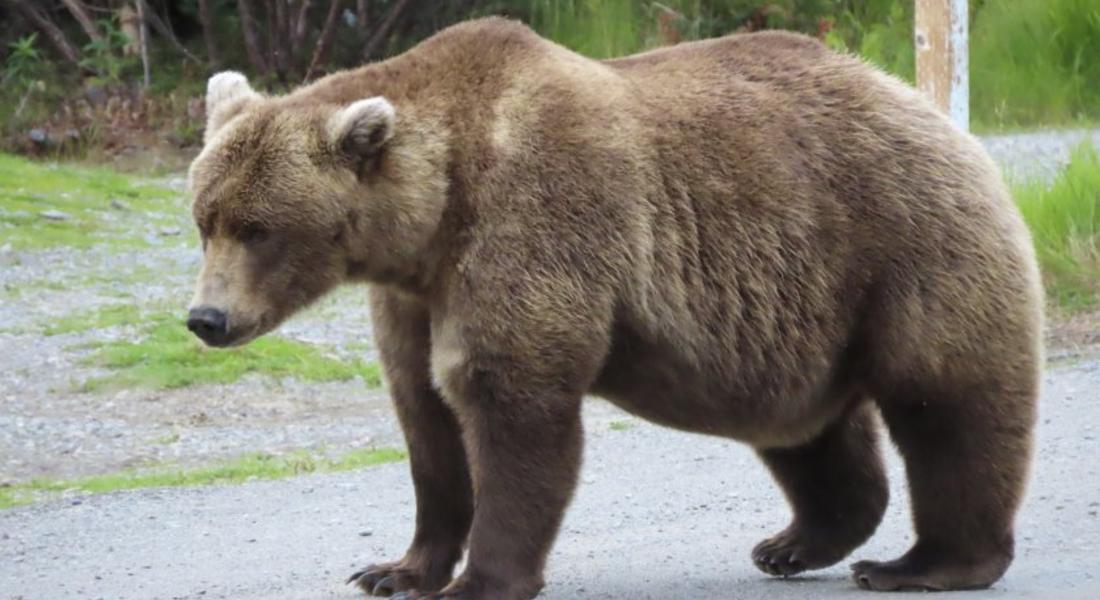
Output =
[
  {"x1": 371, "y1": 575, "x2": 396, "y2": 596},
  {"x1": 348, "y1": 565, "x2": 407, "y2": 597},
  {"x1": 752, "y1": 525, "x2": 855, "y2": 578}
]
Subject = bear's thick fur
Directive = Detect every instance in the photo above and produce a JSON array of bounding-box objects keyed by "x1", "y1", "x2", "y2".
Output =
[{"x1": 186, "y1": 18, "x2": 1042, "y2": 599}]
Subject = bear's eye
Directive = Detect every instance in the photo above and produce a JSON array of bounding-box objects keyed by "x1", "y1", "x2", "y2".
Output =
[{"x1": 238, "y1": 224, "x2": 269, "y2": 245}]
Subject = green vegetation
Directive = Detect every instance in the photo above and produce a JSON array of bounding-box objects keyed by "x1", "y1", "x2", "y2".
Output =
[
  {"x1": 1014, "y1": 143, "x2": 1100, "y2": 311},
  {"x1": 971, "y1": 0, "x2": 1100, "y2": 129},
  {"x1": 77, "y1": 311, "x2": 383, "y2": 392},
  {"x1": 525, "y1": 0, "x2": 1100, "y2": 131},
  {"x1": 609, "y1": 419, "x2": 635, "y2": 431},
  {"x1": 0, "y1": 152, "x2": 184, "y2": 249},
  {"x1": 528, "y1": 0, "x2": 647, "y2": 59},
  {"x1": 0, "y1": 447, "x2": 406, "y2": 509},
  {"x1": 823, "y1": 0, "x2": 915, "y2": 82},
  {"x1": 824, "y1": 0, "x2": 1100, "y2": 129},
  {"x1": 4, "y1": 0, "x2": 1098, "y2": 156},
  {"x1": 44, "y1": 304, "x2": 143, "y2": 336}
]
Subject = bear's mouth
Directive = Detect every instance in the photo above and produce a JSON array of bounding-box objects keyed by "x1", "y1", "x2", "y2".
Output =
[
  {"x1": 192, "y1": 313, "x2": 274, "y2": 348},
  {"x1": 216, "y1": 319, "x2": 269, "y2": 348}
]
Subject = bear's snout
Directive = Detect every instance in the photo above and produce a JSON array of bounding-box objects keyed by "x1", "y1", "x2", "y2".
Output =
[{"x1": 186, "y1": 306, "x2": 229, "y2": 346}]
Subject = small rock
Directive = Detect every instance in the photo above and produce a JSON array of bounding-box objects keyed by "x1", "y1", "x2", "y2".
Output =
[
  {"x1": 158, "y1": 226, "x2": 182, "y2": 237},
  {"x1": 70, "y1": 499, "x2": 83, "y2": 506},
  {"x1": 40, "y1": 210, "x2": 70, "y2": 221},
  {"x1": 358, "y1": 530, "x2": 373, "y2": 537},
  {"x1": 110, "y1": 199, "x2": 130, "y2": 211}
]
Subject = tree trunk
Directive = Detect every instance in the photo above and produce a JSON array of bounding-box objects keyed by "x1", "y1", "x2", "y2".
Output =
[
  {"x1": 356, "y1": 0, "x2": 369, "y2": 31},
  {"x1": 270, "y1": 0, "x2": 290, "y2": 80},
  {"x1": 290, "y1": 0, "x2": 312, "y2": 59},
  {"x1": 198, "y1": 0, "x2": 221, "y2": 68},
  {"x1": 237, "y1": 0, "x2": 270, "y2": 77},
  {"x1": 135, "y1": 0, "x2": 152, "y2": 88},
  {"x1": 5, "y1": 0, "x2": 87, "y2": 70},
  {"x1": 60, "y1": 0, "x2": 106, "y2": 46},
  {"x1": 303, "y1": 0, "x2": 345, "y2": 82},
  {"x1": 362, "y1": 0, "x2": 411, "y2": 61},
  {"x1": 915, "y1": 0, "x2": 969, "y2": 129}
]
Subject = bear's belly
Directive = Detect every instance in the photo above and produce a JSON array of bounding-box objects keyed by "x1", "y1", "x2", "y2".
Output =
[{"x1": 590, "y1": 333, "x2": 849, "y2": 448}]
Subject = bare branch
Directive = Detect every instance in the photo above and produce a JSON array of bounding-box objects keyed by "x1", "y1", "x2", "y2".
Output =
[
  {"x1": 60, "y1": 0, "x2": 106, "y2": 45},
  {"x1": 304, "y1": 0, "x2": 345, "y2": 82},
  {"x1": 291, "y1": 0, "x2": 312, "y2": 58},
  {"x1": 4, "y1": 0, "x2": 87, "y2": 70},
  {"x1": 362, "y1": 0, "x2": 412, "y2": 61},
  {"x1": 141, "y1": 2, "x2": 203, "y2": 64}
]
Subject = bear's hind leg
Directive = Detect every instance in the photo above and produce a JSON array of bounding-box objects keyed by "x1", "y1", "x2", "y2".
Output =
[
  {"x1": 852, "y1": 379, "x2": 1036, "y2": 591},
  {"x1": 753, "y1": 403, "x2": 888, "y2": 577}
]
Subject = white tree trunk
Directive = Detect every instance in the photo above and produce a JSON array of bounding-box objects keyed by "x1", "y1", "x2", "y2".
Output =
[{"x1": 915, "y1": 0, "x2": 969, "y2": 130}]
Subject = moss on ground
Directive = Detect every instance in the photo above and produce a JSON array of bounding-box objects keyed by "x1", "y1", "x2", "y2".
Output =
[
  {"x1": 78, "y1": 311, "x2": 382, "y2": 391},
  {"x1": 0, "y1": 447, "x2": 406, "y2": 509},
  {"x1": 0, "y1": 153, "x2": 186, "y2": 250}
]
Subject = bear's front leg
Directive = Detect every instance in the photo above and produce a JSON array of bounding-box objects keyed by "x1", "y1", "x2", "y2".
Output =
[
  {"x1": 348, "y1": 378, "x2": 473, "y2": 597},
  {"x1": 350, "y1": 292, "x2": 474, "y2": 597},
  {"x1": 411, "y1": 353, "x2": 589, "y2": 600}
]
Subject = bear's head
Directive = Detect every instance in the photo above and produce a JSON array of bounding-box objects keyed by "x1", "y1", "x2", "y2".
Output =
[{"x1": 185, "y1": 71, "x2": 447, "y2": 347}]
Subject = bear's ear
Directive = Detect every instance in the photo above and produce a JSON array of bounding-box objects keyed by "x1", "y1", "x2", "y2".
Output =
[
  {"x1": 328, "y1": 97, "x2": 396, "y2": 162},
  {"x1": 204, "y1": 71, "x2": 260, "y2": 142}
]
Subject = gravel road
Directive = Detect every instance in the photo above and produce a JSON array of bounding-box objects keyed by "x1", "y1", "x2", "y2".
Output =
[{"x1": 2, "y1": 360, "x2": 1099, "y2": 600}]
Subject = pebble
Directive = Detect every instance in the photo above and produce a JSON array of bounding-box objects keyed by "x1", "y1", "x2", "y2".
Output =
[{"x1": 40, "y1": 210, "x2": 71, "y2": 221}]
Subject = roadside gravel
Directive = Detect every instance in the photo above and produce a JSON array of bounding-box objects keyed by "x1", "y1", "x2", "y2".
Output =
[{"x1": 1, "y1": 360, "x2": 1097, "y2": 599}]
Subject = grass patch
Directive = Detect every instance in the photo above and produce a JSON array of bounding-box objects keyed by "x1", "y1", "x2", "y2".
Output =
[
  {"x1": 609, "y1": 419, "x2": 634, "y2": 431},
  {"x1": 44, "y1": 304, "x2": 142, "y2": 336},
  {"x1": 0, "y1": 447, "x2": 406, "y2": 509},
  {"x1": 528, "y1": 0, "x2": 645, "y2": 59},
  {"x1": 1014, "y1": 143, "x2": 1100, "y2": 311},
  {"x1": 0, "y1": 152, "x2": 184, "y2": 249},
  {"x1": 79, "y1": 312, "x2": 383, "y2": 391},
  {"x1": 971, "y1": 0, "x2": 1100, "y2": 129}
]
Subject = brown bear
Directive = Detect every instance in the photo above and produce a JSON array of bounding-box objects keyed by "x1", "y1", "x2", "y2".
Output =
[{"x1": 185, "y1": 17, "x2": 1043, "y2": 600}]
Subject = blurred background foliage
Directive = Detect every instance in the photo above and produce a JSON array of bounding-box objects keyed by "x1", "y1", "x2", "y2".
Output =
[{"x1": 1, "y1": 0, "x2": 1099, "y2": 159}]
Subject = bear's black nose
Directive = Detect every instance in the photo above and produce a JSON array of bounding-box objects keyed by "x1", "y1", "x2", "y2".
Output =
[{"x1": 187, "y1": 307, "x2": 228, "y2": 344}]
